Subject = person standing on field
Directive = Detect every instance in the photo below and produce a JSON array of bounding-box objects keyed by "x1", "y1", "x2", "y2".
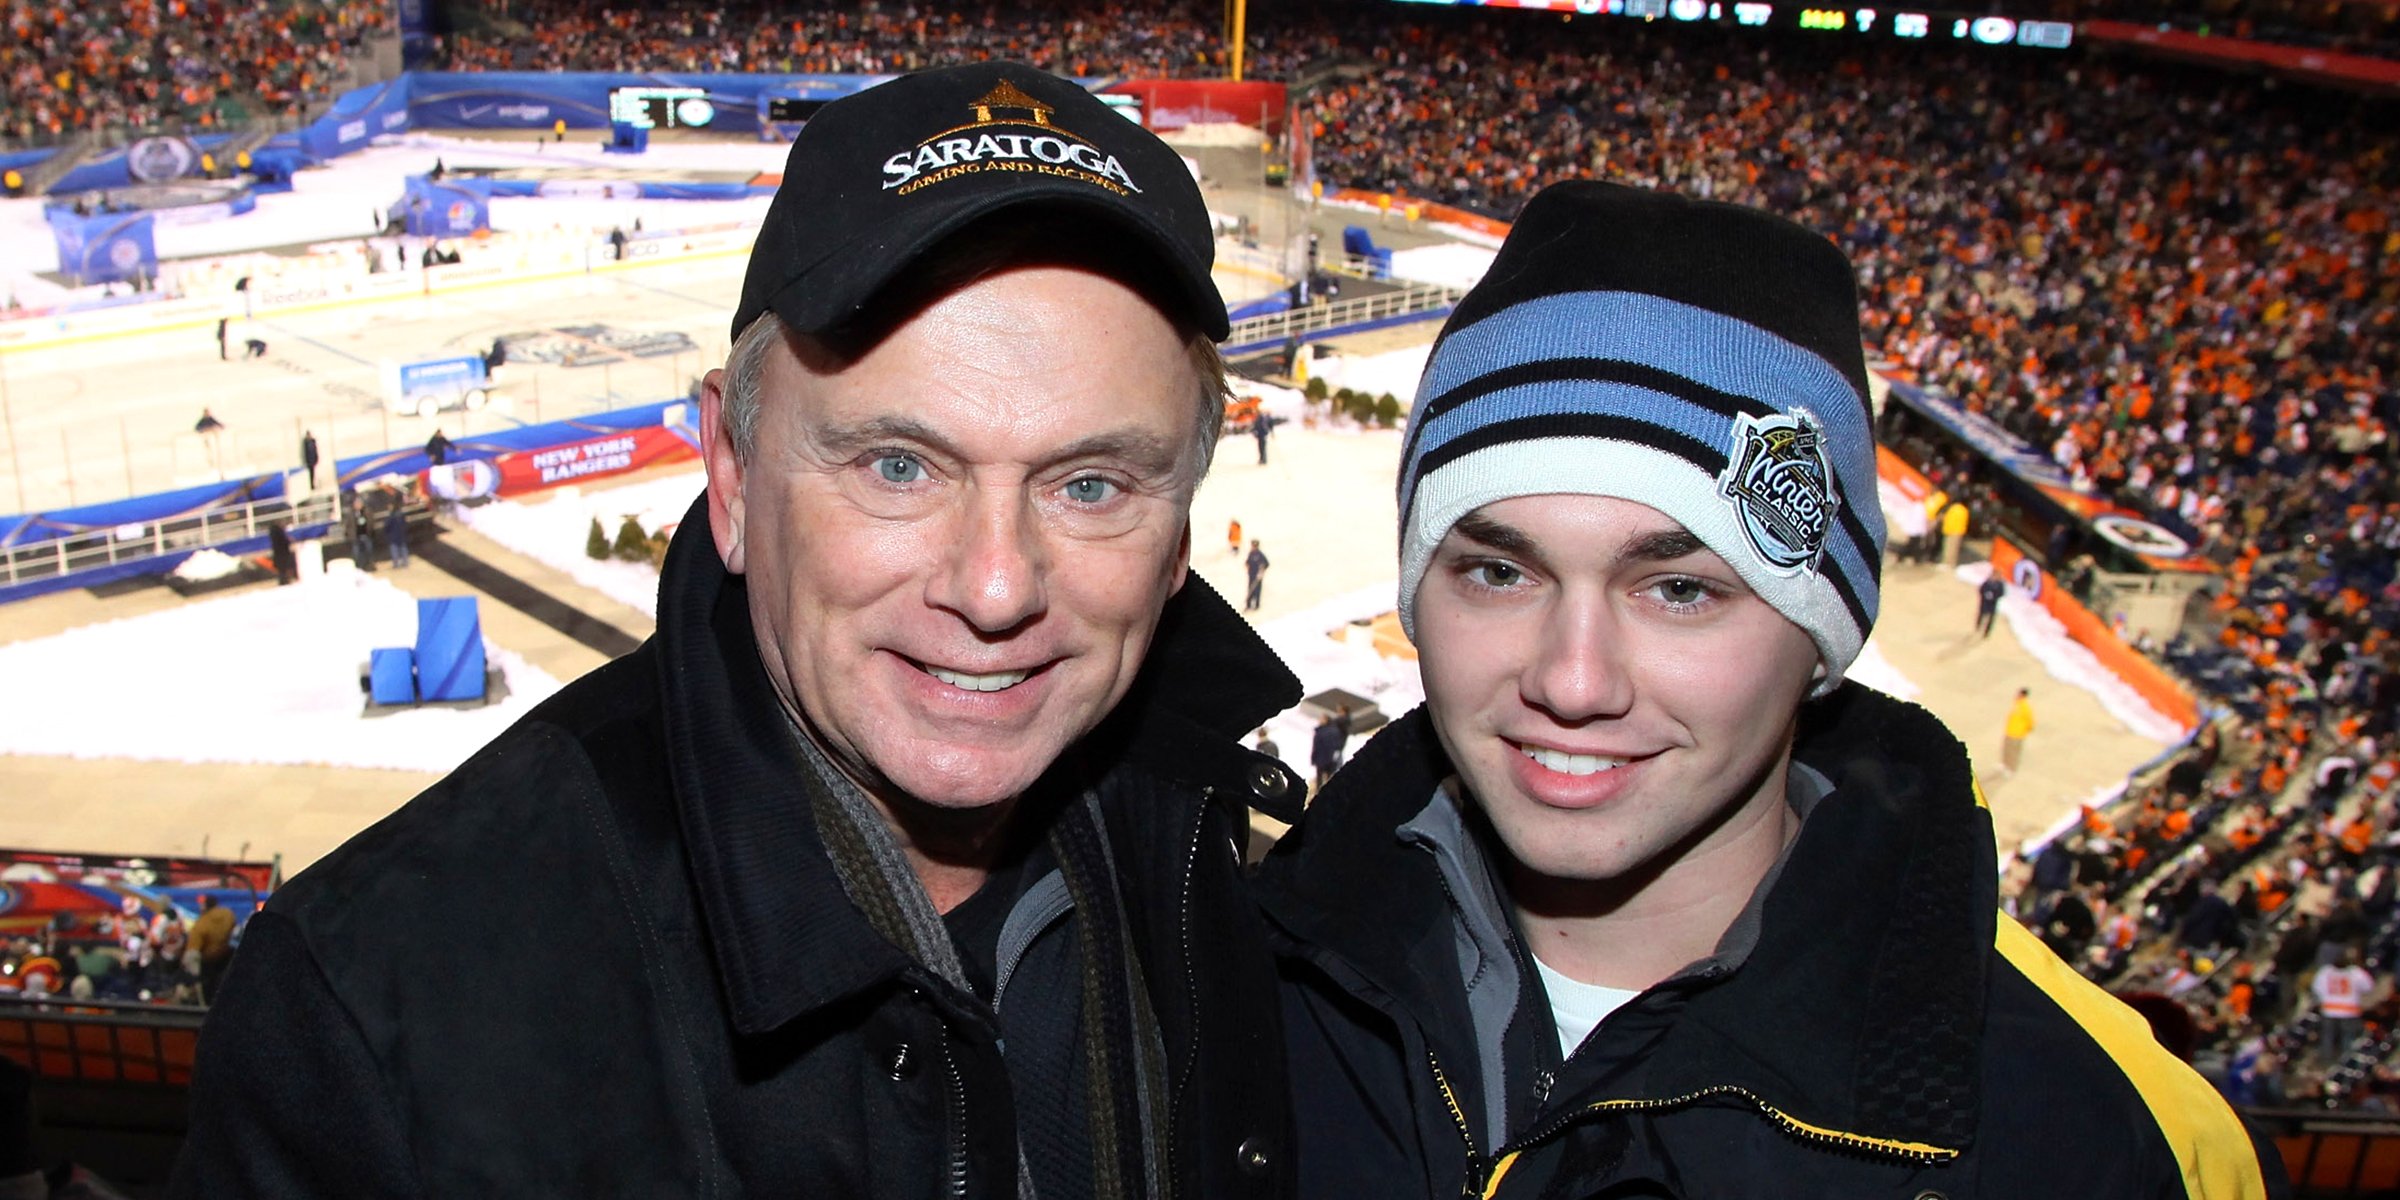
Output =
[{"x1": 2002, "y1": 687, "x2": 2036, "y2": 774}]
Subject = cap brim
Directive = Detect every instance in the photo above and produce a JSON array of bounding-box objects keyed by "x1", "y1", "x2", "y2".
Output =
[{"x1": 762, "y1": 181, "x2": 1229, "y2": 343}]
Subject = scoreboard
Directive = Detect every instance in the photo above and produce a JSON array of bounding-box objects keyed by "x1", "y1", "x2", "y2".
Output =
[
  {"x1": 1392, "y1": 0, "x2": 2075, "y2": 49},
  {"x1": 609, "y1": 86, "x2": 720, "y2": 130}
]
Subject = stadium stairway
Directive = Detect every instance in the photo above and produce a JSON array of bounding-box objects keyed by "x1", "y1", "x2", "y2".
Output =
[{"x1": 23, "y1": 133, "x2": 98, "y2": 198}]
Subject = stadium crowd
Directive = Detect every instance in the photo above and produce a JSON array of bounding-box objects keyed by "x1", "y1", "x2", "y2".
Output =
[
  {"x1": 426, "y1": 0, "x2": 1277, "y2": 79},
  {"x1": 1306, "y1": 15, "x2": 2395, "y2": 571},
  {"x1": 8, "y1": 0, "x2": 2400, "y2": 1115},
  {"x1": 2, "y1": 0, "x2": 391, "y2": 146},
  {"x1": 0, "y1": 893, "x2": 237, "y2": 1008}
]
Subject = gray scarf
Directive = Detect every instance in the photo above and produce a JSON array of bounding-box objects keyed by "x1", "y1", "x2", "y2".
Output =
[{"x1": 793, "y1": 729, "x2": 1168, "y2": 1200}]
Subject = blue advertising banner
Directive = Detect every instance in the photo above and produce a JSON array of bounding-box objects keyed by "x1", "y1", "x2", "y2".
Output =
[
  {"x1": 1882, "y1": 378, "x2": 2074, "y2": 491},
  {"x1": 395, "y1": 0, "x2": 433, "y2": 66},
  {"x1": 426, "y1": 177, "x2": 770, "y2": 202},
  {"x1": 300, "y1": 77, "x2": 413, "y2": 160},
  {"x1": 45, "y1": 206, "x2": 158, "y2": 285},
  {"x1": 400, "y1": 175, "x2": 489, "y2": 236}
]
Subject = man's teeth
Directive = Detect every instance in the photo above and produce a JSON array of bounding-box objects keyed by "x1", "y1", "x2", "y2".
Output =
[
  {"x1": 924, "y1": 665, "x2": 1032, "y2": 693},
  {"x1": 1520, "y1": 746, "x2": 1629, "y2": 776}
]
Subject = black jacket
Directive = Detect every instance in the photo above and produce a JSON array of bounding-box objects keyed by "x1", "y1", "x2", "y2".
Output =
[
  {"x1": 1256, "y1": 685, "x2": 2290, "y2": 1200},
  {"x1": 172, "y1": 496, "x2": 1305, "y2": 1198}
]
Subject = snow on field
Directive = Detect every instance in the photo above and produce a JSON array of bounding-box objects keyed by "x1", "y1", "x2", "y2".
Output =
[
  {"x1": 1307, "y1": 342, "x2": 1433, "y2": 408},
  {"x1": 0, "y1": 565, "x2": 559, "y2": 771},
  {"x1": 457, "y1": 473, "x2": 706, "y2": 619},
  {"x1": 0, "y1": 336, "x2": 1944, "y2": 779},
  {"x1": 1388, "y1": 241, "x2": 1499, "y2": 290},
  {"x1": 1958, "y1": 561, "x2": 2184, "y2": 743}
]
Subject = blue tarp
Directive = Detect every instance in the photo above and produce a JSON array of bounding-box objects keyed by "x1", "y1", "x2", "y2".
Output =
[
  {"x1": 0, "y1": 473, "x2": 287, "y2": 548},
  {"x1": 369, "y1": 646, "x2": 417, "y2": 705},
  {"x1": 1228, "y1": 293, "x2": 1293, "y2": 322},
  {"x1": 413, "y1": 597, "x2": 485, "y2": 702},
  {"x1": 1341, "y1": 225, "x2": 1393, "y2": 275}
]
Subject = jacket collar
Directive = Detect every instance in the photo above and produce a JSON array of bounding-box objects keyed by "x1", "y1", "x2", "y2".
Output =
[
  {"x1": 1256, "y1": 684, "x2": 1992, "y2": 1155},
  {"x1": 651, "y1": 496, "x2": 1302, "y2": 1035}
]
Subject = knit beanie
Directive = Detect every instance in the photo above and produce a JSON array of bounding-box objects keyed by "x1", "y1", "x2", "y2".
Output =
[{"x1": 1396, "y1": 181, "x2": 1884, "y2": 693}]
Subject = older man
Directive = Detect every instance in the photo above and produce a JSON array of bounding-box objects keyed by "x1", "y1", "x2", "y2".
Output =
[{"x1": 174, "y1": 64, "x2": 1302, "y2": 1199}]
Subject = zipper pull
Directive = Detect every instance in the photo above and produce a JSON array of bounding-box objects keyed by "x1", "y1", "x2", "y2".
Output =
[
  {"x1": 1461, "y1": 1151, "x2": 1490, "y2": 1199},
  {"x1": 1531, "y1": 1068, "x2": 1555, "y2": 1107}
]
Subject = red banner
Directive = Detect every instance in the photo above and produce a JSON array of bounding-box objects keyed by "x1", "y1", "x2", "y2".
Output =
[
  {"x1": 427, "y1": 426, "x2": 698, "y2": 503},
  {"x1": 2080, "y1": 21, "x2": 2400, "y2": 92},
  {"x1": 1104, "y1": 80, "x2": 1287, "y2": 135},
  {"x1": 1988, "y1": 538, "x2": 2201, "y2": 733}
]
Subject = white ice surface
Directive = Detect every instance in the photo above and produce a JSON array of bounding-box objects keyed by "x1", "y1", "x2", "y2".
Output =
[{"x1": 0, "y1": 561, "x2": 561, "y2": 771}]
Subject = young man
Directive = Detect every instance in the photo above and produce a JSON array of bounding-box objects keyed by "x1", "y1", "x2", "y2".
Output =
[
  {"x1": 176, "y1": 64, "x2": 1303, "y2": 1198},
  {"x1": 1255, "y1": 182, "x2": 2287, "y2": 1199}
]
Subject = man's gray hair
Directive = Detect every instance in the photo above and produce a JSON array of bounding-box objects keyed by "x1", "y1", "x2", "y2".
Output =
[{"x1": 719, "y1": 309, "x2": 1230, "y2": 486}]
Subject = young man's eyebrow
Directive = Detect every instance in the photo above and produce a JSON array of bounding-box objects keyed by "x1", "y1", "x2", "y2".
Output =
[
  {"x1": 1615, "y1": 528, "x2": 1709, "y2": 566},
  {"x1": 1450, "y1": 513, "x2": 1707, "y2": 568},
  {"x1": 1450, "y1": 511, "x2": 1539, "y2": 557}
]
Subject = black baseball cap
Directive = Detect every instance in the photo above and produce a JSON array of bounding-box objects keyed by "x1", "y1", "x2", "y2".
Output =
[{"x1": 733, "y1": 63, "x2": 1228, "y2": 344}]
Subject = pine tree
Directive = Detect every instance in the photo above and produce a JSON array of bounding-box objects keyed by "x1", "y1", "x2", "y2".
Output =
[
  {"x1": 612, "y1": 516, "x2": 649, "y2": 561},
  {"x1": 585, "y1": 517, "x2": 610, "y2": 560}
]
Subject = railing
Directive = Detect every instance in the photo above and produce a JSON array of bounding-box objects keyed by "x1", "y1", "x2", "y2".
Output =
[
  {"x1": 1, "y1": 489, "x2": 340, "y2": 590},
  {"x1": 1223, "y1": 281, "x2": 1465, "y2": 353},
  {"x1": 0, "y1": 995, "x2": 205, "y2": 1088},
  {"x1": 2252, "y1": 1109, "x2": 2400, "y2": 1198},
  {"x1": 1, "y1": 993, "x2": 202, "y2": 1188}
]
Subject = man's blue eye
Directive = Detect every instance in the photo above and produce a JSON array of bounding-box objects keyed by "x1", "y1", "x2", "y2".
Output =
[
  {"x1": 874, "y1": 454, "x2": 923, "y2": 483},
  {"x1": 1064, "y1": 477, "x2": 1118, "y2": 504}
]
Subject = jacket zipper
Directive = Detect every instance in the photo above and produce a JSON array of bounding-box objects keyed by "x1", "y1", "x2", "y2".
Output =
[
  {"x1": 1459, "y1": 1082, "x2": 1962, "y2": 1195},
  {"x1": 939, "y1": 1032, "x2": 970, "y2": 1200},
  {"x1": 1167, "y1": 785, "x2": 1213, "y2": 1197},
  {"x1": 1425, "y1": 1051, "x2": 1494, "y2": 1199}
]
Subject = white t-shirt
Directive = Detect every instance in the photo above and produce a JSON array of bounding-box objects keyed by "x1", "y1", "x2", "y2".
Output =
[{"x1": 1534, "y1": 955, "x2": 1643, "y2": 1059}]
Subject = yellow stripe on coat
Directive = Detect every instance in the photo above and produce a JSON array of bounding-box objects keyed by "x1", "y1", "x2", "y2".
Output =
[{"x1": 1993, "y1": 916, "x2": 2269, "y2": 1199}]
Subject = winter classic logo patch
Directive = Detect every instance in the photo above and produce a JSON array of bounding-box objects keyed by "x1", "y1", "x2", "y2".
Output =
[
  {"x1": 1719, "y1": 410, "x2": 1836, "y2": 575},
  {"x1": 881, "y1": 80, "x2": 1141, "y2": 197}
]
